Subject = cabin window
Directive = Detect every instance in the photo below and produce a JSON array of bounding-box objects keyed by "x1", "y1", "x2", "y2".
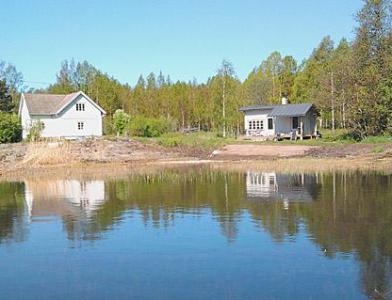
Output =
[
  {"x1": 292, "y1": 117, "x2": 299, "y2": 129},
  {"x1": 76, "y1": 103, "x2": 85, "y2": 111},
  {"x1": 78, "y1": 121, "x2": 84, "y2": 130},
  {"x1": 268, "y1": 118, "x2": 273, "y2": 130},
  {"x1": 249, "y1": 120, "x2": 263, "y2": 130}
]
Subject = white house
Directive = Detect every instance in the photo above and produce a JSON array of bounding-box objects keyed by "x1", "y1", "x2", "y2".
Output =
[
  {"x1": 18, "y1": 91, "x2": 106, "y2": 139},
  {"x1": 240, "y1": 97, "x2": 318, "y2": 140}
]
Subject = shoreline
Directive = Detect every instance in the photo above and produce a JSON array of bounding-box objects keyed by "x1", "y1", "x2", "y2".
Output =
[
  {"x1": 2, "y1": 155, "x2": 392, "y2": 181},
  {"x1": 1, "y1": 139, "x2": 392, "y2": 180}
]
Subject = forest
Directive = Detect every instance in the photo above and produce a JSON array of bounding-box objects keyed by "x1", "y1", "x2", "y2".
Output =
[{"x1": 0, "y1": 0, "x2": 391, "y2": 140}]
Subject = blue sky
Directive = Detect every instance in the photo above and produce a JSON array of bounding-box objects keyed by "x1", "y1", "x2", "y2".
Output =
[{"x1": 0, "y1": 0, "x2": 362, "y2": 89}]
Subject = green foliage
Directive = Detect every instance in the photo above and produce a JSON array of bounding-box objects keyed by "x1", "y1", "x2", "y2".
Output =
[
  {"x1": 113, "y1": 109, "x2": 130, "y2": 136},
  {"x1": 0, "y1": 113, "x2": 22, "y2": 143},
  {"x1": 0, "y1": 80, "x2": 14, "y2": 112},
  {"x1": 372, "y1": 146, "x2": 385, "y2": 153},
  {"x1": 150, "y1": 131, "x2": 235, "y2": 150},
  {"x1": 26, "y1": 120, "x2": 44, "y2": 142},
  {"x1": 128, "y1": 116, "x2": 175, "y2": 137}
]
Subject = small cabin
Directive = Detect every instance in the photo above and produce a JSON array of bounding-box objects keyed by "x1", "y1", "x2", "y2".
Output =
[{"x1": 240, "y1": 97, "x2": 318, "y2": 140}]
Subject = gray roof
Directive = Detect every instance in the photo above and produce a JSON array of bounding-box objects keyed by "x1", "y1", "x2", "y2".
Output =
[
  {"x1": 240, "y1": 103, "x2": 313, "y2": 117},
  {"x1": 21, "y1": 91, "x2": 106, "y2": 116},
  {"x1": 23, "y1": 92, "x2": 80, "y2": 115}
]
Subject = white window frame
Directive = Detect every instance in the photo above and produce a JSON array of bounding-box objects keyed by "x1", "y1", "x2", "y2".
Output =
[
  {"x1": 78, "y1": 121, "x2": 84, "y2": 130},
  {"x1": 248, "y1": 120, "x2": 264, "y2": 130}
]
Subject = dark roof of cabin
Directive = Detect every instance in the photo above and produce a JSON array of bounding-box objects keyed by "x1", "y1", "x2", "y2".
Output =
[{"x1": 240, "y1": 103, "x2": 314, "y2": 117}]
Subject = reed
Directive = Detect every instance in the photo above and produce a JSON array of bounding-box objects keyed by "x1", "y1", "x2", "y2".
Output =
[{"x1": 21, "y1": 141, "x2": 77, "y2": 166}]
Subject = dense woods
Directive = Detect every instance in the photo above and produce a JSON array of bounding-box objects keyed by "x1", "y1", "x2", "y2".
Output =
[{"x1": 0, "y1": 0, "x2": 391, "y2": 139}]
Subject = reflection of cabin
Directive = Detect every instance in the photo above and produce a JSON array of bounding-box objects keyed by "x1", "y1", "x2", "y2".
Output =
[
  {"x1": 24, "y1": 180, "x2": 106, "y2": 219},
  {"x1": 246, "y1": 171, "x2": 320, "y2": 203},
  {"x1": 240, "y1": 97, "x2": 318, "y2": 140}
]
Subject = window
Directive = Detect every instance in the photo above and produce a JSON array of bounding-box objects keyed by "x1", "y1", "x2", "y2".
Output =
[
  {"x1": 268, "y1": 118, "x2": 273, "y2": 130},
  {"x1": 248, "y1": 120, "x2": 264, "y2": 130},
  {"x1": 292, "y1": 117, "x2": 299, "y2": 129},
  {"x1": 78, "y1": 121, "x2": 84, "y2": 130},
  {"x1": 76, "y1": 103, "x2": 85, "y2": 111}
]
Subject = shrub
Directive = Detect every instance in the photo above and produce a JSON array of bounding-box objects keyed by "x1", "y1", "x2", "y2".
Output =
[
  {"x1": 0, "y1": 113, "x2": 22, "y2": 143},
  {"x1": 128, "y1": 116, "x2": 175, "y2": 137},
  {"x1": 27, "y1": 120, "x2": 44, "y2": 142},
  {"x1": 113, "y1": 109, "x2": 130, "y2": 136}
]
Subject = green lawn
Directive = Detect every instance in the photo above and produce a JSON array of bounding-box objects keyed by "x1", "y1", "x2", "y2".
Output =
[{"x1": 132, "y1": 129, "x2": 392, "y2": 150}]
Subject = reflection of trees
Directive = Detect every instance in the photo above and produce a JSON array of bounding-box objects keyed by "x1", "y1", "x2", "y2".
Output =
[
  {"x1": 2, "y1": 168, "x2": 392, "y2": 298},
  {"x1": 302, "y1": 172, "x2": 392, "y2": 299},
  {"x1": 249, "y1": 172, "x2": 392, "y2": 299},
  {"x1": 102, "y1": 170, "x2": 245, "y2": 242},
  {"x1": 0, "y1": 182, "x2": 27, "y2": 244}
]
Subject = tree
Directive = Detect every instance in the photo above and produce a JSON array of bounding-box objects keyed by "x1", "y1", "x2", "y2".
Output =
[
  {"x1": 0, "y1": 61, "x2": 23, "y2": 109},
  {"x1": 218, "y1": 60, "x2": 236, "y2": 137},
  {"x1": 0, "y1": 80, "x2": 14, "y2": 112},
  {"x1": 113, "y1": 109, "x2": 130, "y2": 136},
  {"x1": 350, "y1": 0, "x2": 392, "y2": 136},
  {"x1": 293, "y1": 36, "x2": 335, "y2": 127}
]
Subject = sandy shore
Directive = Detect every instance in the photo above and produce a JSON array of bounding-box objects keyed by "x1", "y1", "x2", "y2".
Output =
[{"x1": 1, "y1": 139, "x2": 392, "y2": 178}]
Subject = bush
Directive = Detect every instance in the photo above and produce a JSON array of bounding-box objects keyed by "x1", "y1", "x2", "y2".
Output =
[
  {"x1": 113, "y1": 109, "x2": 130, "y2": 136},
  {"x1": 27, "y1": 120, "x2": 44, "y2": 142},
  {"x1": 0, "y1": 113, "x2": 22, "y2": 143},
  {"x1": 128, "y1": 116, "x2": 175, "y2": 137}
]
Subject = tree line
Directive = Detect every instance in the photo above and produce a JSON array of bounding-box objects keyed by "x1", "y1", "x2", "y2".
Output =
[{"x1": 0, "y1": 0, "x2": 391, "y2": 138}]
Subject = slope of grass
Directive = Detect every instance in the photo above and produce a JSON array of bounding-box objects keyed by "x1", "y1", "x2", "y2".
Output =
[{"x1": 133, "y1": 129, "x2": 392, "y2": 151}]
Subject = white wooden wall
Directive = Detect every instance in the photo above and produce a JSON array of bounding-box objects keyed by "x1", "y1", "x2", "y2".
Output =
[{"x1": 23, "y1": 94, "x2": 103, "y2": 139}]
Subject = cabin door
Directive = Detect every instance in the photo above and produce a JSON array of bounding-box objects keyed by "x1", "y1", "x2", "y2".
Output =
[{"x1": 292, "y1": 117, "x2": 299, "y2": 129}]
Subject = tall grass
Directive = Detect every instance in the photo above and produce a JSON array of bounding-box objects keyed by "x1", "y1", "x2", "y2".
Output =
[{"x1": 22, "y1": 142, "x2": 75, "y2": 166}]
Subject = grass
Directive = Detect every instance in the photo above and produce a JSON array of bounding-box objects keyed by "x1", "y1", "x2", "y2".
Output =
[
  {"x1": 132, "y1": 129, "x2": 392, "y2": 151},
  {"x1": 135, "y1": 131, "x2": 238, "y2": 150},
  {"x1": 372, "y1": 146, "x2": 385, "y2": 154},
  {"x1": 22, "y1": 141, "x2": 75, "y2": 166}
]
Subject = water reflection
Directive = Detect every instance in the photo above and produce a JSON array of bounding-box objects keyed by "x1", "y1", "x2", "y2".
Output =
[
  {"x1": 0, "y1": 169, "x2": 391, "y2": 299},
  {"x1": 246, "y1": 171, "x2": 321, "y2": 204},
  {"x1": 25, "y1": 180, "x2": 106, "y2": 219}
]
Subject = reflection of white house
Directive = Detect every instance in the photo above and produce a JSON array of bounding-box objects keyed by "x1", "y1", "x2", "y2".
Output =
[
  {"x1": 18, "y1": 91, "x2": 106, "y2": 139},
  {"x1": 24, "y1": 180, "x2": 106, "y2": 220},
  {"x1": 240, "y1": 97, "x2": 318, "y2": 140},
  {"x1": 246, "y1": 172, "x2": 278, "y2": 197},
  {"x1": 246, "y1": 171, "x2": 319, "y2": 204}
]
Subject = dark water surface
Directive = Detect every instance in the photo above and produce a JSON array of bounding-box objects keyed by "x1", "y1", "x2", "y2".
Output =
[{"x1": 0, "y1": 167, "x2": 392, "y2": 300}]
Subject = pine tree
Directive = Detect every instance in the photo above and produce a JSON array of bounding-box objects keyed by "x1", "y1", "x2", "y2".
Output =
[{"x1": 0, "y1": 80, "x2": 14, "y2": 113}]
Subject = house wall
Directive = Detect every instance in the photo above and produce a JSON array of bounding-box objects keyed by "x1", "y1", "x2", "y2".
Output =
[
  {"x1": 244, "y1": 109, "x2": 275, "y2": 137},
  {"x1": 274, "y1": 117, "x2": 292, "y2": 135},
  {"x1": 20, "y1": 97, "x2": 31, "y2": 139},
  {"x1": 28, "y1": 94, "x2": 103, "y2": 138},
  {"x1": 302, "y1": 109, "x2": 317, "y2": 135},
  {"x1": 243, "y1": 109, "x2": 317, "y2": 138}
]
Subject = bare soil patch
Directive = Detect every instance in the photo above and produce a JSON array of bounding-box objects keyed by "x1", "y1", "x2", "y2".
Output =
[{"x1": 211, "y1": 144, "x2": 317, "y2": 159}]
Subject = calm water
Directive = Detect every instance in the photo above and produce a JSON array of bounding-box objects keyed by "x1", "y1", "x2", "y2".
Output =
[{"x1": 0, "y1": 167, "x2": 392, "y2": 300}]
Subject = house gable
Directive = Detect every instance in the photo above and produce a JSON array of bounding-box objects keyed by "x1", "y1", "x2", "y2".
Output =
[
  {"x1": 19, "y1": 91, "x2": 105, "y2": 138},
  {"x1": 56, "y1": 91, "x2": 106, "y2": 117}
]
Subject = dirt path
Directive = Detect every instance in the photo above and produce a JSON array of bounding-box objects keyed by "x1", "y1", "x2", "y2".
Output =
[{"x1": 212, "y1": 144, "x2": 317, "y2": 158}]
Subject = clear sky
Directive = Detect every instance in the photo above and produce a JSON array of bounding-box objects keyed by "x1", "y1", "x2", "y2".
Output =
[{"x1": 0, "y1": 0, "x2": 363, "y2": 89}]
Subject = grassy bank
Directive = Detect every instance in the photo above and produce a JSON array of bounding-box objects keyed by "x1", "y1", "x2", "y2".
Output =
[{"x1": 133, "y1": 129, "x2": 392, "y2": 150}]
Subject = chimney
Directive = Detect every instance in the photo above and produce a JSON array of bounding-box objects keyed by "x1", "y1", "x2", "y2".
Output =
[{"x1": 281, "y1": 94, "x2": 288, "y2": 105}]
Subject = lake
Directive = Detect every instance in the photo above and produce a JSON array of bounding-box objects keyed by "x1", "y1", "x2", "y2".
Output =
[{"x1": 0, "y1": 167, "x2": 391, "y2": 299}]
